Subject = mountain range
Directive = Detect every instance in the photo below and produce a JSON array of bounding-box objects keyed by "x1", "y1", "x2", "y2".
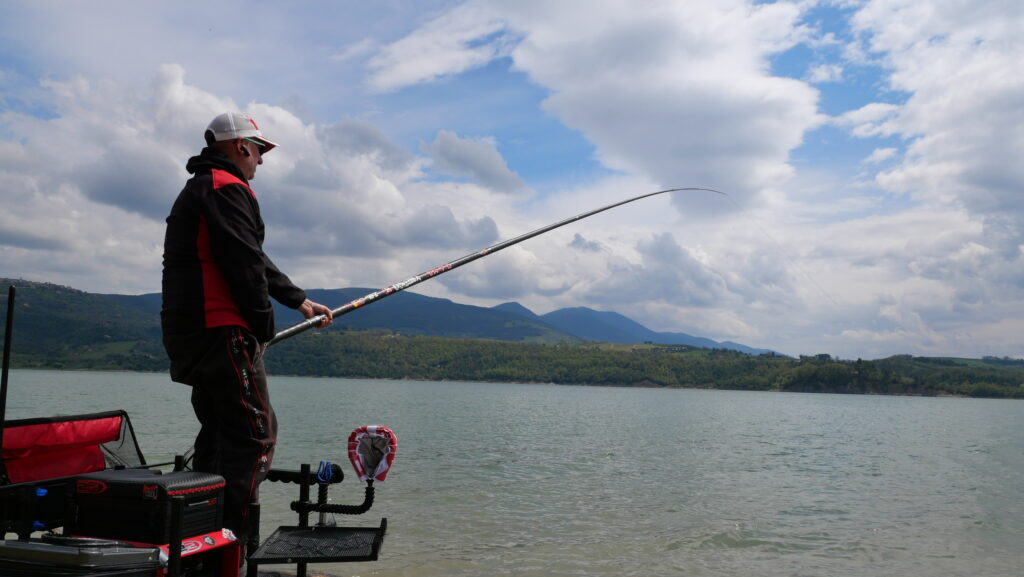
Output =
[
  {"x1": 0, "y1": 279, "x2": 773, "y2": 355},
  {"x1": 284, "y1": 288, "x2": 774, "y2": 354}
]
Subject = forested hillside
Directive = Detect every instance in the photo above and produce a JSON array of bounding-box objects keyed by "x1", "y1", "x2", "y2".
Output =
[
  {"x1": 265, "y1": 333, "x2": 1024, "y2": 398},
  {"x1": 2, "y1": 279, "x2": 1022, "y2": 398}
]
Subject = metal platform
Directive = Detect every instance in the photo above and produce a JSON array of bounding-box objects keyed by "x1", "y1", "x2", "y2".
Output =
[{"x1": 247, "y1": 518, "x2": 387, "y2": 566}]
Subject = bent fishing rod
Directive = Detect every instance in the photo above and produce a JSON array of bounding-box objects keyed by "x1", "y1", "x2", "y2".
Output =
[{"x1": 265, "y1": 187, "x2": 725, "y2": 348}]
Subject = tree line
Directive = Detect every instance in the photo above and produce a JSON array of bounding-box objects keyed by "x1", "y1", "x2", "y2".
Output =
[
  {"x1": 7, "y1": 329, "x2": 1023, "y2": 399},
  {"x1": 263, "y1": 332, "x2": 1024, "y2": 398},
  {"x1": 5, "y1": 279, "x2": 1020, "y2": 398}
]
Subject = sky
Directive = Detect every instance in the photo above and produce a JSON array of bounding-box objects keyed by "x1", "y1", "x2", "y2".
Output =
[{"x1": 1, "y1": 0, "x2": 1022, "y2": 360}]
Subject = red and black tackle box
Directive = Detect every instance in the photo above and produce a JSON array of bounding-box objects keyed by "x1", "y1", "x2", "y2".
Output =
[{"x1": 69, "y1": 469, "x2": 225, "y2": 544}]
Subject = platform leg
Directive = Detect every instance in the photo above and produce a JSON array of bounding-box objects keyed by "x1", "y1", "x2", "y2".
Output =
[
  {"x1": 243, "y1": 499, "x2": 260, "y2": 577},
  {"x1": 296, "y1": 463, "x2": 311, "y2": 577},
  {"x1": 168, "y1": 497, "x2": 184, "y2": 577}
]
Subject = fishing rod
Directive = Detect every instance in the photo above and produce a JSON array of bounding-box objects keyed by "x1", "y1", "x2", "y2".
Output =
[{"x1": 265, "y1": 187, "x2": 725, "y2": 348}]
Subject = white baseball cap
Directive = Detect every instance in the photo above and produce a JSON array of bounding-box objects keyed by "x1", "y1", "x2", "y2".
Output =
[{"x1": 205, "y1": 112, "x2": 278, "y2": 153}]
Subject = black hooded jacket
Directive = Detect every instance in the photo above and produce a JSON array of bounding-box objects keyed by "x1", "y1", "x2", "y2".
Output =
[{"x1": 161, "y1": 147, "x2": 306, "y2": 345}]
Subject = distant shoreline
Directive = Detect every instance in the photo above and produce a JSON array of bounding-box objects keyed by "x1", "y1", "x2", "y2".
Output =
[{"x1": 6, "y1": 361, "x2": 1018, "y2": 400}]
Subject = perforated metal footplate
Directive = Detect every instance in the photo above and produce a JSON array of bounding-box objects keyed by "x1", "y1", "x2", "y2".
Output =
[{"x1": 249, "y1": 519, "x2": 386, "y2": 564}]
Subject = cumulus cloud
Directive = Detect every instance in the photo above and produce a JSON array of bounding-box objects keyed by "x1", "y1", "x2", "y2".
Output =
[
  {"x1": 3, "y1": 0, "x2": 1023, "y2": 359},
  {"x1": 568, "y1": 234, "x2": 603, "y2": 253},
  {"x1": 386, "y1": 204, "x2": 499, "y2": 249},
  {"x1": 807, "y1": 63, "x2": 844, "y2": 83},
  {"x1": 863, "y1": 147, "x2": 897, "y2": 164},
  {"x1": 509, "y1": 0, "x2": 823, "y2": 203},
  {"x1": 437, "y1": 246, "x2": 564, "y2": 301},
  {"x1": 366, "y1": 2, "x2": 518, "y2": 93},
  {"x1": 426, "y1": 130, "x2": 526, "y2": 193},
  {"x1": 832, "y1": 102, "x2": 900, "y2": 137},
  {"x1": 0, "y1": 219, "x2": 72, "y2": 252},
  {"x1": 583, "y1": 233, "x2": 730, "y2": 308},
  {"x1": 368, "y1": 0, "x2": 824, "y2": 204},
  {"x1": 331, "y1": 39, "x2": 377, "y2": 63},
  {"x1": 78, "y1": 142, "x2": 185, "y2": 220},
  {"x1": 844, "y1": 0, "x2": 1024, "y2": 318},
  {"x1": 317, "y1": 119, "x2": 418, "y2": 176},
  {"x1": 0, "y1": 64, "x2": 512, "y2": 295}
]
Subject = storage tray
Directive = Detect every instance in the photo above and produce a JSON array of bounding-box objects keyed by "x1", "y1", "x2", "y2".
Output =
[
  {"x1": 0, "y1": 536, "x2": 161, "y2": 576},
  {"x1": 248, "y1": 518, "x2": 386, "y2": 564}
]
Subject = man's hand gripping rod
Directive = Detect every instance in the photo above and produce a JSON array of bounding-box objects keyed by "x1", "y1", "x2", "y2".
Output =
[{"x1": 264, "y1": 187, "x2": 725, "y2": 350}]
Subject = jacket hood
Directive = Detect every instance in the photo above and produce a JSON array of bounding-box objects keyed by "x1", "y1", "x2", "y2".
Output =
[{"x1": 185, "y1": 147, "x2": 248, "y2": 183}]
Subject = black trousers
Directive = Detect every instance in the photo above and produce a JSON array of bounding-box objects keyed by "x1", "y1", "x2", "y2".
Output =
[{"x1": 169, "y1": 326, "x2": 278, "y2": 547}]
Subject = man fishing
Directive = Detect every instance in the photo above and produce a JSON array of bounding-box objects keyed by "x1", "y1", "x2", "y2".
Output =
[{"x1": 160, "y1": 112, "x2": 333, "y2": 562}]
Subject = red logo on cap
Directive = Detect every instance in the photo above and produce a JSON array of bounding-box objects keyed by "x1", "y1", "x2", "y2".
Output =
[{"x1": 248, "y1": 117, "x2": 260, "y2": 130}]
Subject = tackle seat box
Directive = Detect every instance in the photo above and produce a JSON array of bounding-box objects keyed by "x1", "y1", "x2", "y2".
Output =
[{"x1": 68, "y1": 468, "x2": 225, "y2": 545}]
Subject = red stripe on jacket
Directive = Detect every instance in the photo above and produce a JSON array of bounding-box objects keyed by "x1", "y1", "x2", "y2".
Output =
[
  {"x1": 197, "y1": 169, "x2": 257, "y2": 330},
  {"x1": 212, "y1": 169, "x2": 256, "y2": 198}
]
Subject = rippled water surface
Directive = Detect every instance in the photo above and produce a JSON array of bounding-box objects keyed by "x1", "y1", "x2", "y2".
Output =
[{"x1": 6, "y1": 370, "x2": 1023, "y2": 576}]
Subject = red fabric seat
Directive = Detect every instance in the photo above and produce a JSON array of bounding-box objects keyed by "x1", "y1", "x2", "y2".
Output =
[{"x1": 2, "y1": 412, "x2": 128, "y2": 483}]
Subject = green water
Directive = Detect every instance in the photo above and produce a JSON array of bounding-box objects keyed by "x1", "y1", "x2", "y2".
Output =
[{"x1": 5, "y1": 370, "x2": 1023, "y2": 576}]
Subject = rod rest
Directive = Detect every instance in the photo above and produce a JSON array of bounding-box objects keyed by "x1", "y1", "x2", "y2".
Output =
[
  {"x1": 291, "y1": 482, "x2": 374, "y2": 516},
  {"x1": 267, "y1": 463, "x2": 344, "y2": 485}
]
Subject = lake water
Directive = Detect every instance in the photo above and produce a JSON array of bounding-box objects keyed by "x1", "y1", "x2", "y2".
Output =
[{"x1": 4, "y1": 369, "x2": 1023, "y2": 577}]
